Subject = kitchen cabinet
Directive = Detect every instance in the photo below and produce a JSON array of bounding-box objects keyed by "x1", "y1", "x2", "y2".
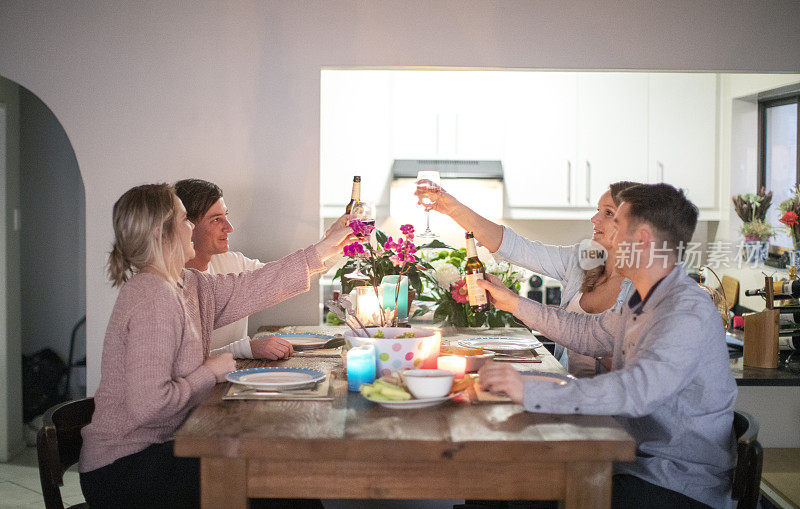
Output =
[
  {"x1": 576, "y1": 73, "x2": 650, "y2": 206},
  {"x1": 648, "y1": 73, "x2": 718, "y2": 209},
  {"x1": 390, "y1": 71, "x2": 504, "y2": 161},
  {"x1": 320, "y1": 70, "x2": 393, "y2": 216},
  {"x1": 320, "y1": 69, "x2": 720, "y2": 219},
  {"x1": 503, "y1": 72, "x2": 578, "y2": 208}
]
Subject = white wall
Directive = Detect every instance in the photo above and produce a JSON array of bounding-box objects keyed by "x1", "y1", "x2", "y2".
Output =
[
  {"x1": 0, "y1": 1, "x2": 798, "y2": 394},
  {"x1": 718, "y1": 74, "x2": 800, "y2": 246}
]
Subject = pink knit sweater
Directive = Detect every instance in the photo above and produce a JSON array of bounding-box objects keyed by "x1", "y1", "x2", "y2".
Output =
[{"x1": 79, "y1": 246, "x2": 324, "y2": 472}]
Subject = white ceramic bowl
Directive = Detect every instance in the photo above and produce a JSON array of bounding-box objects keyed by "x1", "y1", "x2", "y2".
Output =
[
  {"x1": 344, "y1": 327, "x2": 441, "y2": 377},
  {"x1": 402, "y1": 369, "x2": 454, "y2": 399}
]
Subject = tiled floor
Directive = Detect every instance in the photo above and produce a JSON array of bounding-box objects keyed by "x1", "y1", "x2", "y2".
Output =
[{"x1": 0, "y1": 446, "x2": 85, "y2": 509}]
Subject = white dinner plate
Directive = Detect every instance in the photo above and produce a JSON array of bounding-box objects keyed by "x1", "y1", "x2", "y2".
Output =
[
  {"x1": 364, "y1": 393, "x2": 459, "y2": 409},
  {"x1": 270, "y1": 332, "x2": 334, "y2": 351},
  {"x1": 458, "y1": 337, "x2": 542, "y2": 352},
  {"x1": 226, "y1": 367, "x2": 326, "y2": 390}
]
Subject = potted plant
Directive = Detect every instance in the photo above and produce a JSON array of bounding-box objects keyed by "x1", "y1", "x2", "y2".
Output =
[
  {"x1": 332, "y1": 222, "x2": 431, "y2": 326},
  {"x1": 779, "y1": 184, "x2": 800, "y2": 267},
  {"x1": 733, "y1": 188, "x2": 773, "y2": 264}
]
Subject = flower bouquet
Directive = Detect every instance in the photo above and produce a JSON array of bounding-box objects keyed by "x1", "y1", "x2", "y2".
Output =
[
  {"x1": 779, "y1": 185, "x2": 800, "y2": 267},
  {"x1": 332, "y1": 222, "x2": 432, "y2": 325},
  {"x1": 733, "y1": 188, "x2": 774, "y2": 263},
  {"x1": 779, "y1": 185, "x2": 800, "y2": 249},
  {"x1": 416, "y1": 244, "x2": 526, "y2": 328}
]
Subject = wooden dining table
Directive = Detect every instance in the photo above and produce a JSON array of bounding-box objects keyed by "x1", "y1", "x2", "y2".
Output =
[{"x1": 174, "y1": 327, "x2": 636, "y2": 508}]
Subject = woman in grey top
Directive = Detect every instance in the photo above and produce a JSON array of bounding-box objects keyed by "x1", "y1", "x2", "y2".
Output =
[{"x1": 416, "y1": 180, "x2": 638, "y2": 377}]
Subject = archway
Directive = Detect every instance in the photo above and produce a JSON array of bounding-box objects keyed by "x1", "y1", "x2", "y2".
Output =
[{"x1": 0, "y1": 74, "x2": 86, "y2": 460}]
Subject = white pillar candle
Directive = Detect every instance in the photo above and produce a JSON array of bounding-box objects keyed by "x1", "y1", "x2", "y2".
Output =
[
  {"x1": 355, "y1": 286, "x2": 383, "y2": 327},
  {"x1": 437, "y1": 355, "x2": 466, "y2": 379}
]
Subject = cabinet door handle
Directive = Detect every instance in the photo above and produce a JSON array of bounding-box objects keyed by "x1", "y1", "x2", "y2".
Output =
[
  {"x1": 566, "y1": 160, "x2": 572, "y2": 204},
  {"x1": 585, "y1": 161, "x2": 591, "y2": 204},
  {"x1": 658, "y1": 161, "x2": 664, "y2": 182}
]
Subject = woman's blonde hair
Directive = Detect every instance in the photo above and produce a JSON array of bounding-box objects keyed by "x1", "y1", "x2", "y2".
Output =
[
  {"x1": 107, "y1": 183, "x2": 187, "y2": 287},
  {"x1": 581, "y1": 181, "x2": 640, "y2": 293}
]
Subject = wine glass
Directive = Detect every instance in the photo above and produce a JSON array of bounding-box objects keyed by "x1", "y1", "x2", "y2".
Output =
[
  {"x1": 416, "y1": 170, "x2": 441, "y2": 238},
  {"x1": 344, "y1": 201, "x2": 374, "y2": 281}
]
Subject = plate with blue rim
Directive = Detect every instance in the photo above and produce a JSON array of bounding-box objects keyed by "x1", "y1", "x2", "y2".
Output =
[
  {"x1": 457, "y1": 336, "x2": 543, "y2": 353},
  {"x1": 260, "y1": 332, "x2": 334, "y2": 351},
  {"x1": 226, "y1": 367, "x2": 326, "y2": 390}
]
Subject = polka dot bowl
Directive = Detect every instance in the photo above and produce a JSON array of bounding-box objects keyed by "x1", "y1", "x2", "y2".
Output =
[{"x1": 344, "y1": 327, "x2": 441, "y2": 377}]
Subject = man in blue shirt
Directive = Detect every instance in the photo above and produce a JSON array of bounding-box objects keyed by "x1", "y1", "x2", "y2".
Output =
[{"x1": 478, "y1": 183, "x2": 736, "y2": 508}]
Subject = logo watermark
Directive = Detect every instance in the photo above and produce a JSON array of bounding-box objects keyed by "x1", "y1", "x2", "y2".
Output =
[{"x1": 578, "y1": 239, "x2": 608, "y2": 270}]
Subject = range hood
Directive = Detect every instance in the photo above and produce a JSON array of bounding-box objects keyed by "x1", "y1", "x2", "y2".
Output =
[{"x1": 391, "y1": 159, "x2": 503, "y2": 180}]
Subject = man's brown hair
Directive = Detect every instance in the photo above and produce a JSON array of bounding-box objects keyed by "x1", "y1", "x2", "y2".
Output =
[
  {"x1": 174, "y1": 179, "x2": 223, "y2": 223},
  {"x1": 617, "y1": 183, "x2": 698, "y2": 255}
]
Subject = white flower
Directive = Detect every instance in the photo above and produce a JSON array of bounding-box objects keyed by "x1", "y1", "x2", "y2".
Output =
[{"x1": 430, "y1": 259, "x2": 461, "y2": 289}]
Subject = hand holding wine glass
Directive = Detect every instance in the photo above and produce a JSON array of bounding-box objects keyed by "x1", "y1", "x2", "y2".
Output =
[
  {"x1": 415, "y1": 170, "x2": 441, "y2": 238},
  {"x1": 344, "y1": 201, "x2": 375, "y2": 280}
]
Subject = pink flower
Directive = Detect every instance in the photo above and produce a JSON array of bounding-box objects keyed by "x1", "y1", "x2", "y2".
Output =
[
  {"x1": 343, "y1": 242, "x2": 365, "y2": 257},
  {"x1": 400, "y1": 224, "x2": 414, "y2": 236},
  {"x1": 451, "y1": 279, "x2": 469, "y2": 303},
  {"x1": 348, "y1": 219, "x2": 375, "y2": 239},
  {"x1": 389, "y1": 253, "x2": 404, "y2": 267}
]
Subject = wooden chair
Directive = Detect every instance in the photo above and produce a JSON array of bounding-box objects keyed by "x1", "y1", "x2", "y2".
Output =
[
  {"x1": 37, "y1": 398, "x2": 94, "y2": 509},
  {"x1": 732, "y1": 410, "x2": 763, "y2": 509}
]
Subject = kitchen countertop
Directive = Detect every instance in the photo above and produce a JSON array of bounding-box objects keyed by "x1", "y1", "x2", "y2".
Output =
[{"x1": 729, "y1": 350, "x2": 800, "y2": 386}]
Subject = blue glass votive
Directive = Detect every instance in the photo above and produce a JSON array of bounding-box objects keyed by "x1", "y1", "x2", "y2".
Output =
[
  {"x1": 381, "y1": 275, "x2": 409, "y2": 320},
  {"x1": 347, "y1": 345, "x2": 376, "y2": 391}
]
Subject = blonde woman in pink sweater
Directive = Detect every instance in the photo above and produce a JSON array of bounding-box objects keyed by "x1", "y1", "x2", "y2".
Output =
[{"x1": 78, "y1": 183, "x2": 352, "y2": 508}]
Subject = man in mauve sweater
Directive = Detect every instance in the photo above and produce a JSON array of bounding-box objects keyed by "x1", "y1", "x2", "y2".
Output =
[{"x1": 175, "y1": 178, "x2": 294, "y2": 360}]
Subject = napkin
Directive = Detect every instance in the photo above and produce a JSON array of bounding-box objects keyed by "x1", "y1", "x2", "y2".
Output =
[{"x1": 223, "y1": 377, "x2": 332, "y2": 401}]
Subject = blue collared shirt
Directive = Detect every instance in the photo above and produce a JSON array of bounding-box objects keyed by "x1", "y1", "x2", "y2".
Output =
[{"x1": 514, "y1": 265, "x2": 737, "y2": 508}]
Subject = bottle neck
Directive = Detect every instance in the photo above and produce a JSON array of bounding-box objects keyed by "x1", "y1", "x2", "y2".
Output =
[
  {"x1": 351, "y1": 182, "x2": 361, "y2": 201},
  {"x1": 465, "y1": 237, "x2": 478, "y2": 259}
]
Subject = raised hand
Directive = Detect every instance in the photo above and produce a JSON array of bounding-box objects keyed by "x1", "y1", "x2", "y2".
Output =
[
  {"x1": 476, "y1": 273, "x2": 520, "y2": 314},
  {"x1": 315, "y1": 218, "x2": 357, "y2": 263},
  {"x1": 414, "y1": 179, "x2": 454, "y2": 214},
  {"x1": 250, "y1": 335, "x2": 294, "y2": 360}
]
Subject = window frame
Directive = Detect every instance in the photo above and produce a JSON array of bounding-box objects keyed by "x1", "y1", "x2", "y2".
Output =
[{"x1": 757, "y1": 94, "x2": 800, "y2": 190}]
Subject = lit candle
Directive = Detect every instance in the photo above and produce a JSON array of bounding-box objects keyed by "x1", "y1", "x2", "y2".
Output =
[
  {"x1": 347, "y1": 345, "x2": 376, "y2": 391},
  {"x1": 437, "y1": 355, "x2": 467, "y2": 379},
  {"x1": 355, "y1": 286, "x2": 383, "y2": 327}
]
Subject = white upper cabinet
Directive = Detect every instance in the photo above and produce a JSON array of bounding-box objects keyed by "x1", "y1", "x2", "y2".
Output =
[
  {"x1": 390, "y1": 71, "x2": 504, "y2": 161},
  {"x1": 503, "y1": 72, "x2": 578, "y2": 208},
  {"x1": 320, "y1": 70, "x2": 393, "y2": 215},
  {"x1": 576, "y1": 73, "x2": 650, "y2": 207},
  {"x1": 321, "y1": 70, "x2": 720, "y2": 219},
  {"x1": 648, "y1": 73, "x2": 718, "y2": 209}
]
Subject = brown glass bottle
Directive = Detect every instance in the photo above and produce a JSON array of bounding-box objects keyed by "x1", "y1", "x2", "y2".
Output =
[
  {"x1": 464, "y1": 232, "x2": 490, "y2": 312},
  {"x1": 345, "y1": 176, "x2": 361, "y2": 214}
]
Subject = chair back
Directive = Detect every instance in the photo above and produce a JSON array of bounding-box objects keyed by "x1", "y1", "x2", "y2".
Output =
[
  {"x1": 721, "y1": 275, "x2": 740, "y2": 312},
  {"x1": 36, "y1": 398, "x2": 94, "y2": 509},
  {"x1": 732, "y1": 410, "x2": 763, "y2": 509}
]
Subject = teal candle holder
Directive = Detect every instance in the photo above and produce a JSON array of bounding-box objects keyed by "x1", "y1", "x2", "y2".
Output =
[{"x1": 381, "y1": 275, "x2": 408, "y2": 320}]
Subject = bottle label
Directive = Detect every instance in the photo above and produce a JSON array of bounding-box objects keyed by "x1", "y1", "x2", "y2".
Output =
[
  {"x1": 351, "y1": 182, "x2": 361, "y2": 200},
  {"x1": 466, "y1": 273, "x2": 488, "y2": 305}
]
